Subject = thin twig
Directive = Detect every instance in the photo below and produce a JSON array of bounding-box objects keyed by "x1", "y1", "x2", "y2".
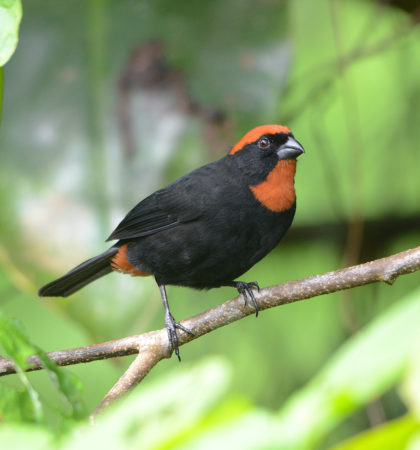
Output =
[
  {"x1": 1, "y1": 246, "x2": 420, "y2": 416},
  {"x1": 283, "y1": 13, "x2": 418, "y2": 124}
]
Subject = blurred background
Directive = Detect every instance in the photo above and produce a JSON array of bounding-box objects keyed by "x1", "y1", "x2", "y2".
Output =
[{"x1": 1, "y1": 0, "x2": 420, "y2": 448}]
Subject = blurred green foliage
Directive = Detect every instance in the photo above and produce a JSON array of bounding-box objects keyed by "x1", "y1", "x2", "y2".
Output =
[
  {"x1": 0, "y1": 0, "x2": 420, "y2": 448},
  {"x1": 0, "y1": 311, "x2": 85, "y2": 429},
  {"x1": 2, "y1": 289, "x2": 420, "y2": 448}
]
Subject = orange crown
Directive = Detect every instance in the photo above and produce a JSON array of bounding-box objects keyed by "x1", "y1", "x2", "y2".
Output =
[{"x1": 230, "y1": 125, "x2": 291, "y2": 155}]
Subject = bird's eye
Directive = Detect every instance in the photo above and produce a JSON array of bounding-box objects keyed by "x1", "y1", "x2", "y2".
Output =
[{"x1": 258, "y1": 137, "x2": 270, "y2": 149}]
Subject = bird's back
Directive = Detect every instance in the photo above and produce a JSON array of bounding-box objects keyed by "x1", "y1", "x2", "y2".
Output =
[{"x1": 123, "y1": 155, "x2": 296, "y2": 288}]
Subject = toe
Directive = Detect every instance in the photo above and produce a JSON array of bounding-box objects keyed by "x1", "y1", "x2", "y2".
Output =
[
  {"x1": 175, "y1": 322, "x2": 195, "y2": 336},
  {"x1": 247, "y1": 288, "x2": 259, "y2": 317}
]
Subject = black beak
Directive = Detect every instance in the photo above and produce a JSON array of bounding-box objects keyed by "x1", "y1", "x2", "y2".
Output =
[{"x1": 277, "y1": 136, "x2": 305, "y2": 160}]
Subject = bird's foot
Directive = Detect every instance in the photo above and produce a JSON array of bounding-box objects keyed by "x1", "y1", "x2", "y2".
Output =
[
  {"x1": 235, "y1": 281, "x2": 260, "y2": 317},
  {"x1": 165, "y1": 312, "x2": 194, "y2": 362}
]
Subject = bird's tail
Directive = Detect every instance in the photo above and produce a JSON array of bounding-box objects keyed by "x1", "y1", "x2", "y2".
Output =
[{"x1": 38, "y1": 247, "x2": 119, "y2": 297}]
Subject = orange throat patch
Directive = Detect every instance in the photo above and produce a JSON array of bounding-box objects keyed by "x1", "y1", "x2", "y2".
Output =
[
  {"x1": 249, "y1": 160, "x2": 296, "y2": 212},
  {"x1": 111, "y1": 244, "x2": 151, "y2": 277}
]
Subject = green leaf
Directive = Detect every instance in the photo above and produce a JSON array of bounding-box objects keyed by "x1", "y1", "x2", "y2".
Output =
[
  {"x1": 169, "y1": 395, "x2": 253, "y2": 449},
  {"x1": 0, "y1": 313, "x2": 44, "y2": 423},
  {"x1": 0, "y1": 0, "x2": 22, "y2": 66},
  {"x1": 0, "y1": 311, "x2": 85, "y2": 424},
  {"x1": 36, "y1": 348, "x2": 86, "y2": 420},
  {"x1": 331, "y1": 414, "x2": 420, "y2": 450},
  {"x1": 0, "y1": 66, "x2": 3, "y2": 125},
  {"x1": 63, "y1": 357, "x2": 231, "y2": 450},
  {"x1": 176, "y1": 409, "x2": 281, "y2": 450},
  {"x1": 400, "y1": 346, "x2": 420, "y2": 421},
  {"x1": 0, "y1": 313, "x2": 37, "y2": 370},
  {"x1": 174, "y1": 288, "x2": 420, "y2": 450},
  {"x1": 0, "y1": 383, "x2": 37, "y2": 423},
  {"x1": 0, "y1": 424, "x2": 53, "y2": 450},
  {"x1": 273, "y1": 287, "x2": 420, "y2": 448}
]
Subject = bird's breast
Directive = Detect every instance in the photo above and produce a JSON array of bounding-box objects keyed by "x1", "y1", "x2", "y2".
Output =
[{"x1": 249, "y1": 160, "x2": 296, "y2": 212}]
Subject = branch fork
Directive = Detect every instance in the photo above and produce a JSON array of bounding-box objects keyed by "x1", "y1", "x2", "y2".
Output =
[{"x1": 1, "y1": 246, "x2": 420, "y2": 418}]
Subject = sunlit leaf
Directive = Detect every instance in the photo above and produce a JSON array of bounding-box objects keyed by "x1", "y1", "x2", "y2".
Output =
[
  {"x1": 0, "y1": 0, "x2": 22, "y2": 66},
  {"x1": 171, "y1": 288, "x2": 420, "y2": 449},
  {"x1": 273, "y1": 287, "x2": 420, "y2": 448},
  {"x1": 63, "y1": 357, "x2": 231, "y2": 450},
  {"x1": 0, "y1": 424, "x2": 53, "y2": 450},
  {"x1": 331, "y1": 415, "x2": 420, "y2": 450},
  {"x1": 176, "y1": 409, "x2": 280, "y2": 450}
]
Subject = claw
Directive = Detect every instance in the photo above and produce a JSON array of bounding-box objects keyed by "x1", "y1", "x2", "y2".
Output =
[
  {"x1": 159, "y1": 284, "x2": 194, "y2": 362},
  {"x1": 165, "y1": 312, "x2": 194, "y2": 362},
  {"x1": 235, "y1": 281, "x2": 260, "y2": 317},
  {"x1": 250, "y1": 281, "x2": 260, "y2": 292}
]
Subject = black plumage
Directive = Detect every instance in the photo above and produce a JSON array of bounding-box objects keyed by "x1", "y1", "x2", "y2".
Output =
[{"x1": 39, "y1": 125, "x2": 304, "y2": 359}]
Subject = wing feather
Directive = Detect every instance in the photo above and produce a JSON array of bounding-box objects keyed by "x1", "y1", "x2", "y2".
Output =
[
  {"x1": 106, "y1": 184, "x2": 200, "y2": 241},
  {"x1": 106, "y1": 160, "x2": 230, "y2": 242}
]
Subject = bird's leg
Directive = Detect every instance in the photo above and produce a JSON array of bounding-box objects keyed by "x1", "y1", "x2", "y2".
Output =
[
  {"x1": 225, "y1": 281, "x2": 260, "y2": 317},
  {"x1": 158, "y1": 284, "x2": 194, "y2": 362}
]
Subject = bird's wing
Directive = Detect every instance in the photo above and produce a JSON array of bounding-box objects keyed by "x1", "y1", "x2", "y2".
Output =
[{"x1": 106, "y1": 169, "x2": 213, "y2": 242}]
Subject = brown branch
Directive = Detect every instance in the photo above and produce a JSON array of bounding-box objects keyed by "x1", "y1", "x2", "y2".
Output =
[
  {"x1": 1, "y1": 246, "x2": 420, "y2": 417},
  {"x1": 91, "y1": 349, "x2": 162, "y2": 419}
]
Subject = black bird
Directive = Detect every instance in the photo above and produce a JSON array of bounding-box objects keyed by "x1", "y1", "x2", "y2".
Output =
[{"x1": 39, "y1": 124, "x2": 304, "y2": 360}]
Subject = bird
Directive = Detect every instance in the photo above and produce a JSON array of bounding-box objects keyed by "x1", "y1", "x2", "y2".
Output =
[{"x1": 39, "y1": 124, "x2": 305, "y2": 360}]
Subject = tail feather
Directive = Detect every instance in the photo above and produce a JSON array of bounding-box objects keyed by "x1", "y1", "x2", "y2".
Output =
[{"x1": 38, "y1": 247, "x2": 119, "y2": 297}]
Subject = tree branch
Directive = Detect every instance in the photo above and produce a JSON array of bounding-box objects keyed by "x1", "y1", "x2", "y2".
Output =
[{"x1": 1, "y1": 246, "x2": 420, "y2": 417}]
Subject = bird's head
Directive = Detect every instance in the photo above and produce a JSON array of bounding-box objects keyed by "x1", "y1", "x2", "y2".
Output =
[
  {"x1": 229, "y1": 125, "x2": 304, "y2": 186},
  {"x1": 229, "y1": 124, "x2": 304, "y2": 160}
]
